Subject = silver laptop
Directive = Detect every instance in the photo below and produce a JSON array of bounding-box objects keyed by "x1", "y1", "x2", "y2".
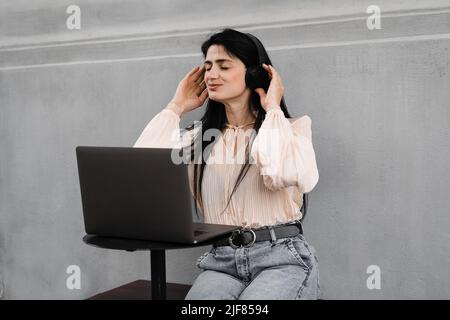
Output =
[{"x1": 76, "y1": 146, "x2": 238, "y2": 244}]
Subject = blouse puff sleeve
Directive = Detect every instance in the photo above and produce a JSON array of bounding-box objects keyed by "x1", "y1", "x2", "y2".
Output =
[
  {"x1": 133, "y1": 107, "x2": 202, "y2": 210},
  {"x1": 250, "y1": 105, "x2": 319, "y2": 194}
]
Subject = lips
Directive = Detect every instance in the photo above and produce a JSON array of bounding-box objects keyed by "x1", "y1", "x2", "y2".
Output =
[{"x1": 208, "y1": 84, "x2": 222, "y2": 90}]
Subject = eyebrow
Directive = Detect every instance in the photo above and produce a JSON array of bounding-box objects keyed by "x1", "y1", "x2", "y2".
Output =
[{"x1": 203, "y1": 59, "x2": 233, "y2": 65}]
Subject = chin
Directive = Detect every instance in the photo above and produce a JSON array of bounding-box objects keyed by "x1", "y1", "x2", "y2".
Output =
[{"x1": 208, "y1": 93, "x2": 222, "y2": 101}]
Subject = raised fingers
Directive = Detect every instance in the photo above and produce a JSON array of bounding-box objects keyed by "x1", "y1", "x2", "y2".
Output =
[
  {"x1": 185, "y1": 65, "x2": 203, "y2": 82},
  {"x1": 186, "y1": 66, "x2": 200, "y2": 79},
  {"x1": 193, "y1": 65, "x2": 206, "y2": 84},
  {"x1": 196, "y1": 79, "x2": 206, "y2": 95},
  {"x1": 263, "y1": 63, "x2": 278, "y2": 73},
  {"x1": 262, "y1": 63, "x2": 274, "y2": 79}
]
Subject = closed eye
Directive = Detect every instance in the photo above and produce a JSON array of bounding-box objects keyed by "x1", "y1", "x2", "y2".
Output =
[{"x1": 205, "y1": 67, "x2": 229, "y2": 71}]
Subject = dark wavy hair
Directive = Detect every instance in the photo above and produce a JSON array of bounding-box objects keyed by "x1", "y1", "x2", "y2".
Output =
[{"x1": 186, "y1": 28, "x2": 293, "y2": 220}]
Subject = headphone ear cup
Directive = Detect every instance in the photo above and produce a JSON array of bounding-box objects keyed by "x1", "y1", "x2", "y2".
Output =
[{"x1": 245, "y1": 65, "x2": 270, "y2": 91}]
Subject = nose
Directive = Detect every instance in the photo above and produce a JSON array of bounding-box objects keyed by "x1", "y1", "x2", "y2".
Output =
[{"x1": 205, "y1": 67, "x2": 219, "y2": 81}]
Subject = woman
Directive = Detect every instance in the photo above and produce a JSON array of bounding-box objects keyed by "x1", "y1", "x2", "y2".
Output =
[{"x1": 134, "y1": 28, "x2": 320, "y2": 300}]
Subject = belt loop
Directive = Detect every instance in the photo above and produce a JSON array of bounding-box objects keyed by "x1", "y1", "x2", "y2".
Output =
[
  {"x1": 268, "y1": 226, "x2": 277, "y2": 246},
  {"x1": 297, "y1": 220, "x2": 303, "y2": 235}
]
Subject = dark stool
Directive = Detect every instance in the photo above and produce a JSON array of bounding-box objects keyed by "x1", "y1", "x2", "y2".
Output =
[{"x1": 83, "y1": 235, "x2": 220, "y2": 300}]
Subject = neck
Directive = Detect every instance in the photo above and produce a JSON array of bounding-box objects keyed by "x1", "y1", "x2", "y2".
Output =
[{"x1": 222, "y1": 94, "x2": 256, "y2": 128}]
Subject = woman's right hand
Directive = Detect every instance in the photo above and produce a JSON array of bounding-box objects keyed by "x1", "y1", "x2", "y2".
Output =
[{"x1": 168, "y1": 65, "x2": 208, "y2": 116}]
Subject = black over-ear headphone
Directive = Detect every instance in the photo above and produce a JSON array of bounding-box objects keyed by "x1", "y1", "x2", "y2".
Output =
[{"x1": 244, "y1": 33, "x2": 271, "y2": 92}]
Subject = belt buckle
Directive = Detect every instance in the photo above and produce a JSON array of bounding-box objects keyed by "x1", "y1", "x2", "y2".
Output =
[{"x1": 228, "y1": 228, "x2": 256, "y2": 249}]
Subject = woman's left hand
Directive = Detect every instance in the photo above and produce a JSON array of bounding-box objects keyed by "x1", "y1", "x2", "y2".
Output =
[{"x1": 254, "y1": 63, "x2": 285, "y2": 112}]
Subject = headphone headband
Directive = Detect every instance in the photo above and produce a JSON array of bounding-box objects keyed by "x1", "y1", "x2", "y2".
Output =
[{"x1": 245, "y1": 33, "x2": 266, "y2": 66}]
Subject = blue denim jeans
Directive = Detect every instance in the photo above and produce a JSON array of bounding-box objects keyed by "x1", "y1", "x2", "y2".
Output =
[{"x1": 185, "y1": 232, "x2": 321, "y2": 300}]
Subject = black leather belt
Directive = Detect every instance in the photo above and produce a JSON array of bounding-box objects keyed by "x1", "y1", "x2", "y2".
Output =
[{"x1": 213, "y1": 222, "x2": 303, "y2": 249}]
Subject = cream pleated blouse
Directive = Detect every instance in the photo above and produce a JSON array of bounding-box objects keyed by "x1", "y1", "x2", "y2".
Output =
[{"x1": 133, "y1": 104, "x2": 319, "y2": 228}]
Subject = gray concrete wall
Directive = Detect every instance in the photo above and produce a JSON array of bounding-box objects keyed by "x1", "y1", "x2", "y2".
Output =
[{"x1": 1, "y1": 0, "x2": 449, "y2": 299}]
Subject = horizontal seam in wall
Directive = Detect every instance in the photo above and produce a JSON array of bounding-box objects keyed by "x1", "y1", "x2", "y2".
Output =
[
  {"x1": 1, "y1": 6, "x2": 449, "y2": 52},
  {"x1": 1, "y1": 32, "x2": 450, "y2": 71}
]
